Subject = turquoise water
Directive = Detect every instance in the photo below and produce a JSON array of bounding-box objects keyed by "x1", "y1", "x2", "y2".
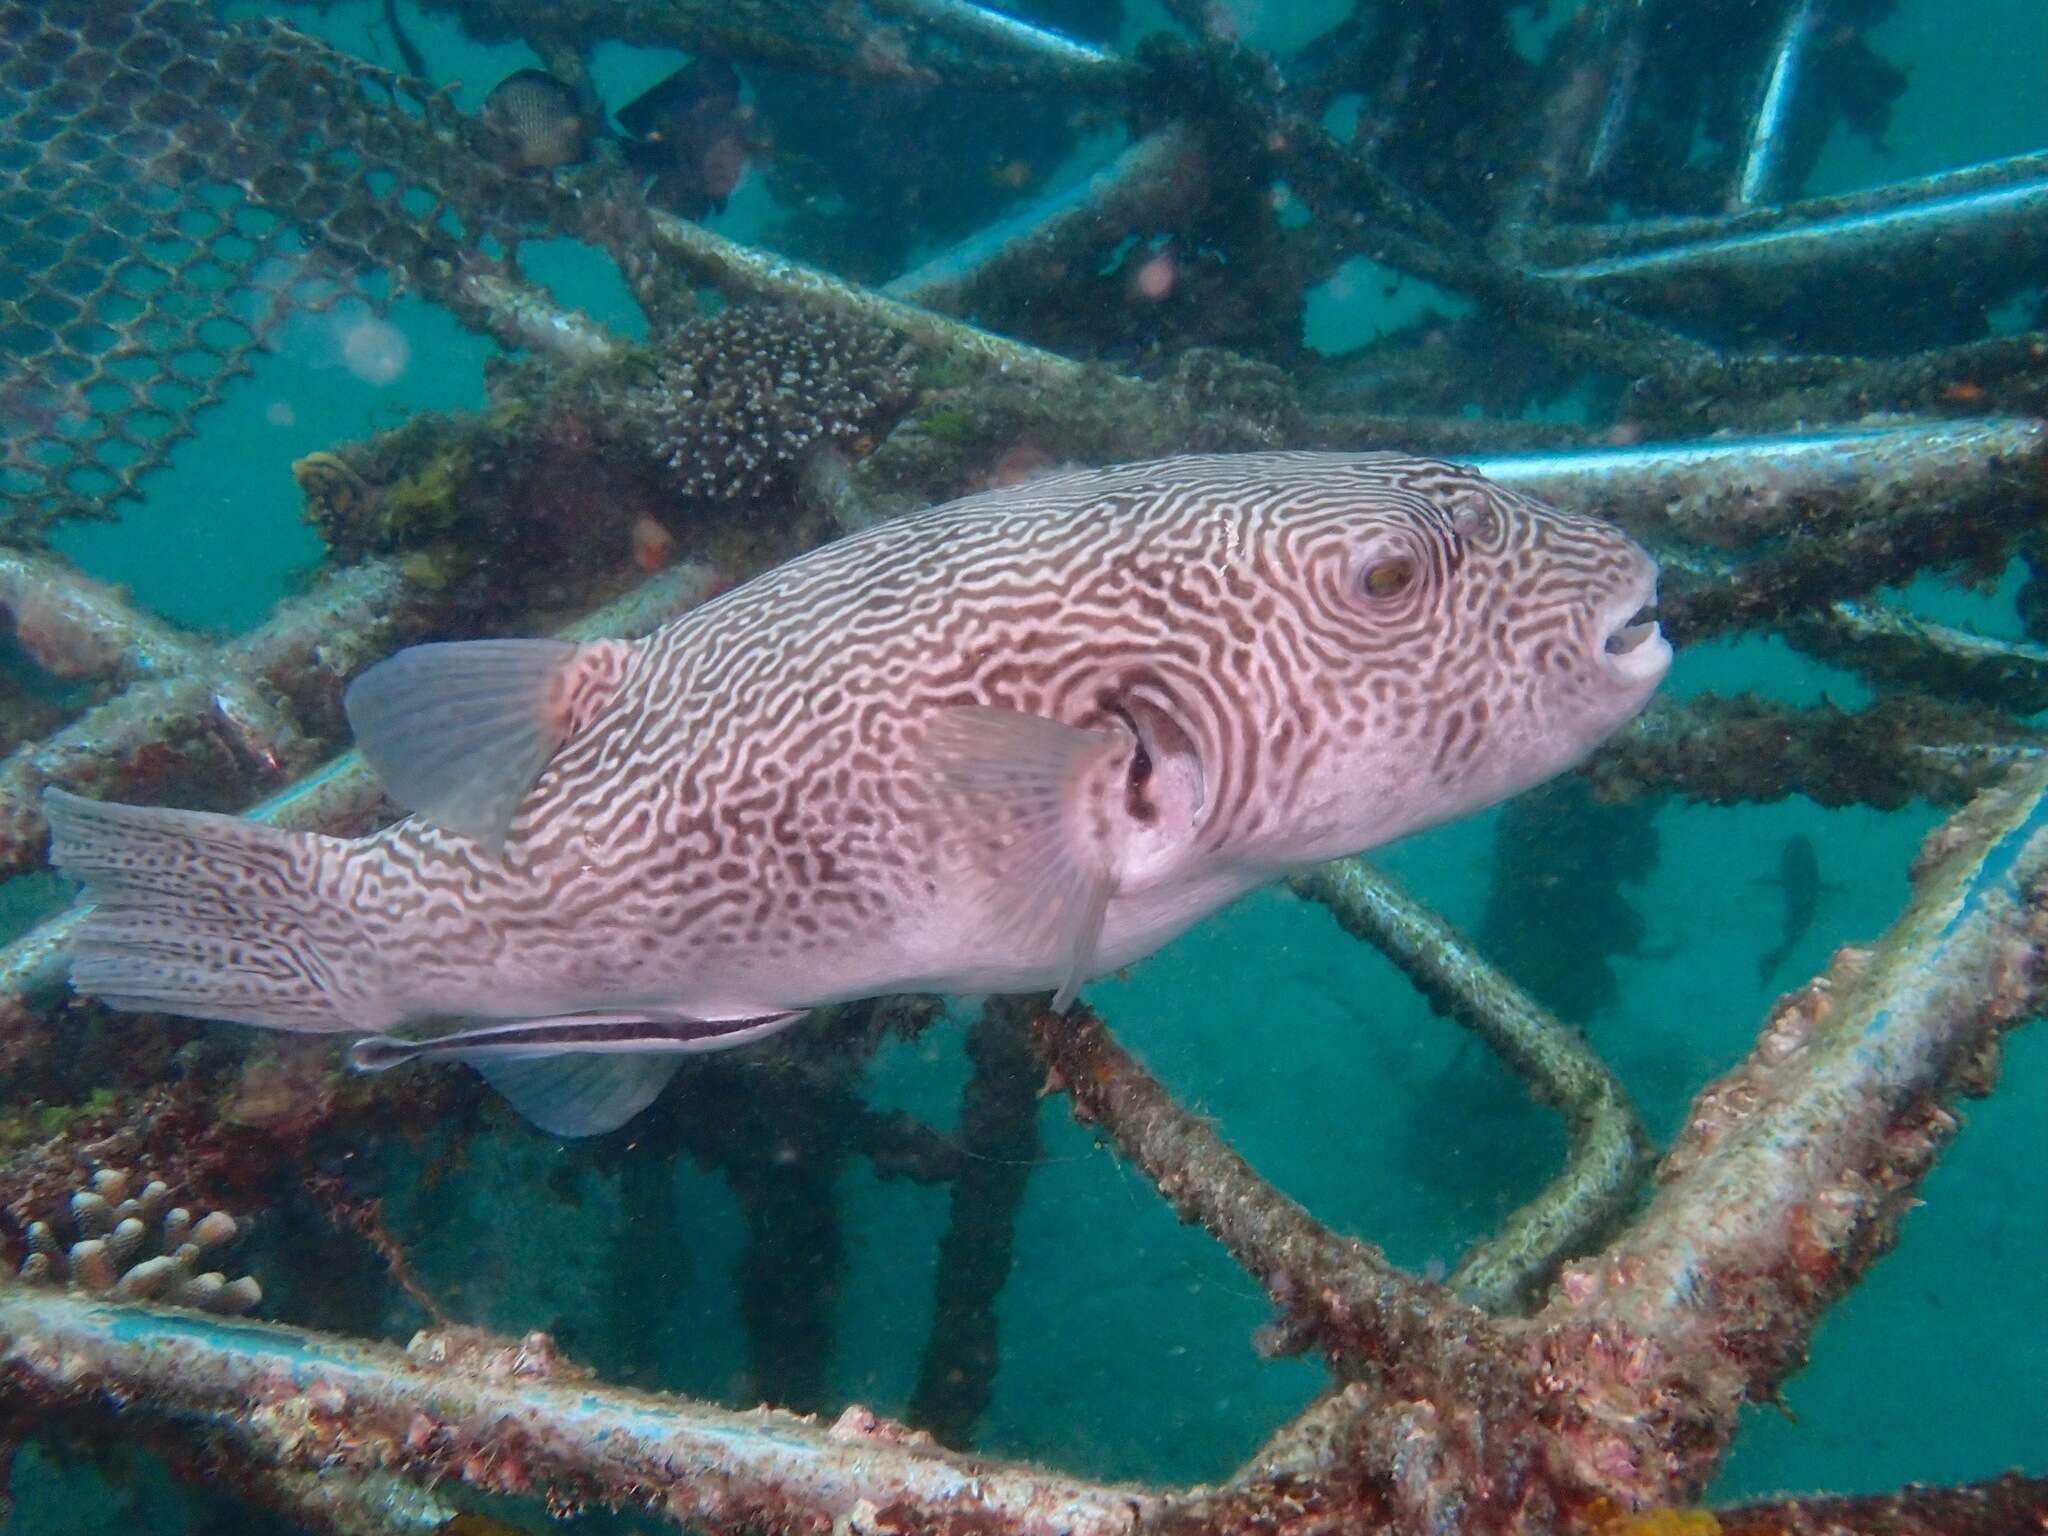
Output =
[{"x1": 4, "y1": 0, "x2": 2046, "y2": 1529}]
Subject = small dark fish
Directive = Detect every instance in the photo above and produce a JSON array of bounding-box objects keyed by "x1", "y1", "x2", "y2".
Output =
[
  {"x1": 618, "y1": 56, "x2": 754, "y2": 218},
  {"x1": 481, "y1": 69, "x2": 591, "y2": 172},
  {"x1": 379, "y1": 0, "x2": 427, "y2": 80},
  {"x1": 1756, "y1": 834, "x2": 1827, "y2": 985}
]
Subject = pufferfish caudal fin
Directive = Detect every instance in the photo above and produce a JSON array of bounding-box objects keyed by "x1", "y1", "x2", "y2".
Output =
[
  {"x1": 43, "y1": 789, "x2": 373, "y2": 1032},
  {"x1": 344, "y1": 636, "x2": 640, "y2": 854},
  {"x1": 925, "y1": 705, "x2": 1127, "y2": 1011}
]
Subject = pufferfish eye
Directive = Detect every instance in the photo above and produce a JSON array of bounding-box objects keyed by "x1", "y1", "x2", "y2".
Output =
[{"x1": 1359, "y1": 556, "x2": 1418, "y2": 599}]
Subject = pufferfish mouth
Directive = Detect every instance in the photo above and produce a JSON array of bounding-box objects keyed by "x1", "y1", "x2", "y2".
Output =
[
  {"x1": 1605, "y1": 601, "x2": 1659, "y2": 655},
  {"x1": 1598, "y1": 574, "x2": 1672, "y2": 684}
]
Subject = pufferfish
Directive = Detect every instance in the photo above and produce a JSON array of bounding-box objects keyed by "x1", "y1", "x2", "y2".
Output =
[{"x1": 46, "y1": 453, "x2": 1671, "y2": 1137}]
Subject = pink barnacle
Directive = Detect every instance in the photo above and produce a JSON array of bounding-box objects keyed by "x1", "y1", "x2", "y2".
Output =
[
  {"x1": 1130, "y1": 252, "x2": 1176, "y2": 303},
  {"x1": 1559, "y1": 1263, "x2": 1599, "y2": 1303},
  {"x1": 1589, "y1": 1432, "x2": 1639, "y2": 1483}
]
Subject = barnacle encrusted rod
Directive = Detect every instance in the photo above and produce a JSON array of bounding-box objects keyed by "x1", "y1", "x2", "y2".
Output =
[
  {"x1": 633, "y1": 206, "x2": 1115, "y2": 389},
  {"x1": 1472, "y1": 417, "x2": 2048, "y2": 553},
  {"x1": 1585, "y1": 691, "x2": 2048, "y2": 810},
  {"x1": 1030, "y1": 1004, "x2": 1504, "y2": 1376},
  {"x1": 0, "y1": 550, "x2": 209, "y2": 689},
  {"x1": 883, "y1": 126, "x2": 1210, "y2": 313},
  {"x1": 1715, "y1": 1473, "x2": 2048, "y2": 1535},
  {"x1": 1784, "y1": 600, "x2": 2048, "y2": 713},
  {"x1": 1288, "y1": 860, "x2": 1653, "y2": 1313},
  {"x1": 1140, "y1": 26, "x2": 1721, "y2": 384},
  {"x1": 1526, "y1": 149, "x2": 2048, "y2": 291},
  {"x1": 396, "y1": 0, "x2": 1132, "y2": 94},
  {"x1": 0, "y1": 558, "x2": 446, "y2": 885},
  {"x1": 1532, "y1": 755, "x2": 2048, "y2": 1509},
  {"x1": 0, "y1": 1280, "x2": 1152, "y2": 1536}
]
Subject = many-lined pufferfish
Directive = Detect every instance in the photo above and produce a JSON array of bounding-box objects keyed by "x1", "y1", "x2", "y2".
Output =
[{"x1": 46, "y1": 453, "x2": 1671, "y2": 1136}]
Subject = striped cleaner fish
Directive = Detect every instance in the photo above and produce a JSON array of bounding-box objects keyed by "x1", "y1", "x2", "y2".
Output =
[{"x1": 45, "y1": 452, "x2": 1671, "y2": 1137}]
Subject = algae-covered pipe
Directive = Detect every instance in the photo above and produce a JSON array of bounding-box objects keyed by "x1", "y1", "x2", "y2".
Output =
[
  {"x1": 1471, "y1": 417, "x2": 2048, "y2": 551},
  {"x1": 0, "y1": 1283, "x2": 1150, "y2": 1536},
  {"x1": 1532, "y1": 149, "x2": 2048, "y2": 285},
  {"x1": 1289, "y1": 859, "x2": 1653, "y2": 1314},
  {"x1": 1538, "y1": 758, "x2": 2048, "y2": 1508}
]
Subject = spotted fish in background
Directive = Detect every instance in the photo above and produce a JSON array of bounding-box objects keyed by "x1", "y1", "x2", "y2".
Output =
[
  {"x1": 480, "y1": 68, "x2": 591, "y2": 172},
  {"x1": 46, "y1": 453, "x2": 1671, "y2": 1136}
]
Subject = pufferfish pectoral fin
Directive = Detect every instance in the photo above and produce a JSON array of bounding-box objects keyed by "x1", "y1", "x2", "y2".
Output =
[
  {"x1": 925, "y1": 705, "x2": 1120, "y2": 1012},
  {"x1": 344, "y1": 636, "x2": 638, "y2": 854}
]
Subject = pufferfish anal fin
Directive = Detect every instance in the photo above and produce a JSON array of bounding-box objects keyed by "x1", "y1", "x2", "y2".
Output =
[
  {"x1": 344, "y1": 637, "x2": 638, "y2": 854},
  {"x1": 925, "y1": 705, "x2": 1121, "y2": 1012},
  {"x1": 348, "y1": 1009, "x2": 810, "y2": 1137},
  {"x1": 471, "y1": 1053, "x2": 685, "y2": 1138}
]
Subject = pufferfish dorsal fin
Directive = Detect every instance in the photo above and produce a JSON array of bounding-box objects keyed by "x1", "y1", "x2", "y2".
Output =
[
  {"x1": 344, "y1": 637, "x2": 638, "y2": 854},
  {"x1": 925, "y1": 705, "x2": 1122, "y2": 1011}
]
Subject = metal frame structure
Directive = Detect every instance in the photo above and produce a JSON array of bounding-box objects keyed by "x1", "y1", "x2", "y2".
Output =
[{"x1": 1, "y1": 1, "x2": 2044, "y2": 1531}]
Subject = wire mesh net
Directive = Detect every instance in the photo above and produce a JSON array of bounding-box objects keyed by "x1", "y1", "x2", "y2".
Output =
[{"x1": 0, "y1": 0, "x2": 579, "y2": 542}]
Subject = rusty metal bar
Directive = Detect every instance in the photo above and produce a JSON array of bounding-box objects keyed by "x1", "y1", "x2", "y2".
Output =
[
  {"x1": 448, "y1": 269, "x2": 620, "y2": 365},
  {"x1": 1584, "y1": 690, "x2": 2048, "y2": 810},
  {"x1": 1713, "y1": 1472, "x2": 2048, "y2": 1536},
  {"x1": 0, "y1": 559, "x2": 442, "y2": 885},
  {"x1": 1030, "y1": 1003, "x2": 1498, "y2": 1373},
  {"x1": 0, "y1": 551, "x2": 208, "y2": 687},
  {"x1": 867, "y1": 0, "x2": 1132, "y2": 89},
  {"x1": 1733, "y1": 0, "x2": 1820, "y2": 207}
]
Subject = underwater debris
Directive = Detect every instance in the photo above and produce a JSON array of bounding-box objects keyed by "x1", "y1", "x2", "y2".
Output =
[
  {"x1": 14, "y1": 1167, "x2": 260, "y2": 1314},
  {"x1": 1782, "y1": 600, "x2": 2048, "y2": 714},
  {"x1": 616, "y1": 304, "x2": 917, "y2": 505},
  {"x1": 407, "y1": 1323, "x2": 591, "y2": 1383},
  {"x1": 1528, "y1": 150, "x2": 2048, "y2": 352},
  {"x1": 1476, "y1": 418, "x2": 2048, "y2": 555},
  {"x1": 299, "y1": 309, "x2": 915, "y2": 595},
  {"x1": 884, "y1": 126, "x2": 1211, "y2": 318},
  {"x1": 1714, "y1": 1471, "x2": 2048, "y2": 1536},
  {"x1": 0, "y1": 0, "x2": 618, "y2": 541},
  {"x1": 0, "y1": 557, "x2": 447, "y2": 885}
]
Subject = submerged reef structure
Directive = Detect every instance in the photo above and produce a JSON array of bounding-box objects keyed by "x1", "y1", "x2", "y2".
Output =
[{"x1": 0, "y1": 0, "x2": 2046, "y2": 1532}]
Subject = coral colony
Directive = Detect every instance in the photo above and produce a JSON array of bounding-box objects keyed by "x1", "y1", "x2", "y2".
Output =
[{"x1": 0, "y1": 0, "x2": 2045, "y2": 1532}]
